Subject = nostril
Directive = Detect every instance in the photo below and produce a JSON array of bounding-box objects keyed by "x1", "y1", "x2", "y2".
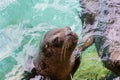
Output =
[
  {"x1": 66, "y1": 27, "x2": 71, "y2": 30},
  {"x1": 66, "y1": 30, "x2": 73, "y2": 36},
  {"x1": 68, "y1": 32, "x2": 73, "y2": 36}
]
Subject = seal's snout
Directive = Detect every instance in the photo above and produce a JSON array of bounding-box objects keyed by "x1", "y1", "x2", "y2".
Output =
[
  {"x1": 64, "y1": 27, "x2": 78, "y2": 44},
  {"x1": 65, "y1": 27, "x2": 72, "y2": 36},
  {"x1": 65, "y1": 27, "x2": 71, "y2": 30}
]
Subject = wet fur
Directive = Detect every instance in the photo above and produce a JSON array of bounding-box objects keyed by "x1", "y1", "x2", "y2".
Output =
[{"x1": 33, "y1": 27, "x2": 80, "y2": 80}]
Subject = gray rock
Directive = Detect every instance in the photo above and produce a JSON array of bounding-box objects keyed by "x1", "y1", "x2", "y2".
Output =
[{"x1": 79, "y1": 0, "x2": 120, "y2": 76}]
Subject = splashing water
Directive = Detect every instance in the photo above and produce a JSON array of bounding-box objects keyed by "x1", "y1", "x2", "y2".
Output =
[{"x1": 0, "y1": 0, "x2": 82, "y2": 79}]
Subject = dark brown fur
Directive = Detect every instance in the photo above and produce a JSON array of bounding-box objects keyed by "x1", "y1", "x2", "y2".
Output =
[{"x1": 33, "y1": 27, "x2": 80, "y2": 80}]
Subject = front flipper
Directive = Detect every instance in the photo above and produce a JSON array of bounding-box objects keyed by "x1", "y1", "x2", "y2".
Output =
[{"x1": 71, "y1": 49, "x2": 81, "y2": 76}]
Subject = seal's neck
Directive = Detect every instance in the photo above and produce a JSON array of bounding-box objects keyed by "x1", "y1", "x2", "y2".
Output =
[{"x1": 34, "y1": 51, "x2": 73, "y2": 80}]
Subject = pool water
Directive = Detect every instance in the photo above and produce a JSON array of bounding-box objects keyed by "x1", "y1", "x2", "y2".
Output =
[{"x1": 0, "y1": 0, "x2": 82, "y2": 80}]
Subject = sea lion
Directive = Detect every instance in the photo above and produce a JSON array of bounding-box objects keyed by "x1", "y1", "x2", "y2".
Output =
[
  {"x1": 79, "y1": 0, "x2": 120, "y2": 76},
  {"x1": 23, "y1": 27, "x2": 80, "y2": 80}
]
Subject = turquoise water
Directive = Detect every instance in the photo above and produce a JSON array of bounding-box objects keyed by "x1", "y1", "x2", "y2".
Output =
[{"x1": 0, "y1": 0, "x2": 82, "y2": 79}]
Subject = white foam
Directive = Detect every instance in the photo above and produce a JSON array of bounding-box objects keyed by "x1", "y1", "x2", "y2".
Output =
[{"x1": 0, "y1": 0, "x2": 16, "y2": 11}]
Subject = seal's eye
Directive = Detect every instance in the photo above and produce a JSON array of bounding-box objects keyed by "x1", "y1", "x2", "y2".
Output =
[
  {"x1": 52, "y1": 37, "x2": 63, "y2": 47},
  {"x1": 53, "y1": 37, "x2": 59, "y2": 42}
]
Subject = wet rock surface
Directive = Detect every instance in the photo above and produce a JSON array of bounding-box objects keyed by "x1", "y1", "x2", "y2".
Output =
[{"x1": 79, "y1": 0, "x2": 120, "y2": 76}]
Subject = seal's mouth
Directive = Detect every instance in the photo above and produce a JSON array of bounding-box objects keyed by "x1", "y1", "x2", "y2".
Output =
[
  {"x1": 60, "y1": 27, "x2": 78, "y2": 61},
  {"x1": 66, "y1": 33, "x2": 78, "y2": 44},
  {"x1": 64, "y1": 27, "x2": 78, "y2": 45}
]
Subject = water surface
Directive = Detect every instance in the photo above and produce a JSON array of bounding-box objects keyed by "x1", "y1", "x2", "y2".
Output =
[{"x1": 0, "y1": 0, "x2": 82, "y2": 79}]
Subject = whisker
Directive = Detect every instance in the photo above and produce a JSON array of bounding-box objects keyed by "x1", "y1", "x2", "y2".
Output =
[
  {"x1": 63, "y1": 41, "x2": 66, "y2": 61},
  {"x1": 64, "y1": 39, "x2": 69, "y2": 60},
  {"x1": 61, "y1": 42, "x2": 65, "y2": 61},
  {"x1": 64, "y1": 46, "x2": 66, "y2": 60}
]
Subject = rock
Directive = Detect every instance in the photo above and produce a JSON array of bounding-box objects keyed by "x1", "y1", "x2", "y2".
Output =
[{"x1": 79, "y1": 0, "x2": 120, "y2": 76}]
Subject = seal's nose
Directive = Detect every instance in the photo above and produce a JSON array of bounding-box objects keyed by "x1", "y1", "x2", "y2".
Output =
[
  {"x1": 65, "y1": 27, "x2": 72, "y2": 36},
  {"x1": 65, "y1": 27, "x2": 71, "y2": 30}
]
